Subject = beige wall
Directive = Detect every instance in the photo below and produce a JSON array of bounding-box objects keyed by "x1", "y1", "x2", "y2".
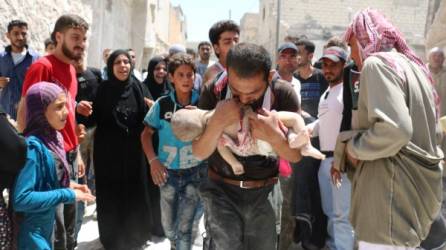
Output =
[
  {"x1": 168, "y1": 6, "x2": 187, "y2": 45},
  {"x1": 255, "y1": 0, "x2": 429, "y2": 59}
]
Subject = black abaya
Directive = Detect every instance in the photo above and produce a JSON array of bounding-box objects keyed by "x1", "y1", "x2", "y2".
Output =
[{"x1": 92, "y1": 71, "x2": 152, "y2": 249}]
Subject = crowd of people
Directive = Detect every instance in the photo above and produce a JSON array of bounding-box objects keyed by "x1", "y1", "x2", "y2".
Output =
[{"x1": 0, "y1": 8, "x2": 445, "y2": 250}]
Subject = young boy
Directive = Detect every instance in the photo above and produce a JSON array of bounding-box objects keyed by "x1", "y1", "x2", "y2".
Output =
[{"x1": 141, "y1": 53, "x2": 205, "y2": 250}]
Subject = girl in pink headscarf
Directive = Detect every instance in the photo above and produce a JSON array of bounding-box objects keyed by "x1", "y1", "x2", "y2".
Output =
[{"x1": 333, "y1": 8, "x2": 444, "y2": 250}]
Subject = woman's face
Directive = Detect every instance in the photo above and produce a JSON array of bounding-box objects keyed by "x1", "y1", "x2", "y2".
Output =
[
  {"x1": 113, "y1": 54, "x2": 131, "y2": 81},
  {"x1": 45, "y1": 93, "x2": 68, "y2": 131},
  {"x1": 153, "y1": 61, "x2": 167, "y2": 84}
]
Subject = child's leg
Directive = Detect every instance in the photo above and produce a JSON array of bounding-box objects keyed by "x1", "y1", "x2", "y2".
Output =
[
  {"x1": 159, "y1": 174, "x2": 180, "y2": 245},
  {"x1": 176, "y1": 167, "x2": 203, "y2": 250},
  {"x1": 217, "y1": 144, "x2": 244, "y2": 175}
]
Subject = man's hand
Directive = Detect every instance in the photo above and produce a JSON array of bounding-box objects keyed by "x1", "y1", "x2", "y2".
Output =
[
  {"x1": 248, "y1": 108, "x2": 286, "y2": 144},
  {"x1": 76, "y1": 124, "x2": 87, "y2": 143},
  {"x1": 77, "y1": 152, "x2": 86, "y2": 178},
  {"x1": 330, "y1": 162, "x2": 342, "y2": 189},
  {"x1": 213, "y1": 99, "x2": 242, "y2": 128},
  {"x1": 150, "y1": 159, "x2": 168, "y2": 186},
  {"x1": 0, "y1": 77, "x2": 10, "y2": 88},
  {"x1": 76, "y1": 101, "x2": 93, "y2": 117}
]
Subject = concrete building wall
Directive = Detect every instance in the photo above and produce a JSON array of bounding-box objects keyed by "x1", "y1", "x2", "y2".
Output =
[
  {"x1": 0, "y1": 0, "x2": 187, "y2": 71},
  {"x1": 254, "y1": 0, "x2": 429, "y2": 59},
  {"x1": 240, "y1": 13, "x2": 259, "y2": 43}
]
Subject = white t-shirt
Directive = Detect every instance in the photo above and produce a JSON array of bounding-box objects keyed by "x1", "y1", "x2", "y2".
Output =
[
  {"x1": 11, "y1": 49, "x2": 27, "y2": 65},
  {"x1": 309, "y1": 83, "x2": 343, "y2": 151}
]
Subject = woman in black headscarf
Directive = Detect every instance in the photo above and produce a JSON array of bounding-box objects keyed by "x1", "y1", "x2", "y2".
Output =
[
  {"x1": 141, "y1": 56, "x2": 169, "y2": 238},
  {"x1": 143, "y1": 56, "x2": 169, "y2": 101},
  {"x1": 92, "y1": 50, "x2": 152, "y2": 250}
]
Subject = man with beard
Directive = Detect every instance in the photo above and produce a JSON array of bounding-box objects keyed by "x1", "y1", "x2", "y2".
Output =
[
  {"x1": 308, "y1": 47, "x2": 354, "y2": 250},
  {"x1": 0, "y1": 20, "x2": 39, "y2": 120},
  {"x1": 292, "y1": 40, "x2": 329, "y2": 250},
  {"x1": 196, "y1": 41, "x2": 214, "y2": 78},
  {"x1": 17, "y1": 14, "x2": 91, "y2": 250}
]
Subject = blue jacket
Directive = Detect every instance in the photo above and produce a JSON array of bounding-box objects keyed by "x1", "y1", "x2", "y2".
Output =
[
  {"x1": 0, "y1": 46, "x2": 39, "y2": 119},
  {"x1": 13, "y1": 136, "x2": 75, "y2": 250}
]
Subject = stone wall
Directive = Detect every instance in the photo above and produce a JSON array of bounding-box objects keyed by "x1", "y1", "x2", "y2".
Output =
[
  {"x1": 0, "y1": 0, "x2": 187, "y2": 71},
  {"x1": 254, "y1": 0, "x2": 429, "y2": 59},
  {"x1": 426, "y1": 0, "x2": 446, "y2": 52},
  {"x1": 0, "y1": 0, "x2": 92, "y2": 54}
]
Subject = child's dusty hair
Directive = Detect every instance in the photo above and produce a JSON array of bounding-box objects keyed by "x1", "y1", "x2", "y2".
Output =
[{"x1": 167, "y1": 52, "x2": 196, "y2": 75}]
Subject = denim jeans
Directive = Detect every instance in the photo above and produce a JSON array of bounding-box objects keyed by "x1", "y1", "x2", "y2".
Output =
[
  {"x1": 160, "y1": 164, "x2": 206, "y2": 250},
  {"x1": 318, "y1": 157, "x2": 354, "y2": 250},
  {"x1": 200, "y1": 178, "x2": 277, "y2": 250}
]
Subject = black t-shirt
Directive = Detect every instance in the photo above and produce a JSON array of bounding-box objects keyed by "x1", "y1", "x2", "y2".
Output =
[
  {"x1": 76, "y1": 67, "x2": 102, "y2": 128},
  {"x1": 295, "y1": 68, "x2": 328, "y2": 119},
  {"x1": 198, "y1": 79, "x2": 299, "y2": 181}
]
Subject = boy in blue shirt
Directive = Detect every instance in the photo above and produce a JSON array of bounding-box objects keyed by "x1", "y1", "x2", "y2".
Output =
[{"x1": 141, "y1": 53, "x2": 205, "y2": 250}]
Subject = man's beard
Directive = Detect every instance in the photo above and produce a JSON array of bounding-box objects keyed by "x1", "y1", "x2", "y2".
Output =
[
  {"x1": 62, "y1": 41, "x2": 83, "y2": 60},
  {"x1": 12, "y1": 40, "x2": 26, "y2": 50},
  {"x1": 327, "y1": 74, "x2": 343, "y2": 84}
]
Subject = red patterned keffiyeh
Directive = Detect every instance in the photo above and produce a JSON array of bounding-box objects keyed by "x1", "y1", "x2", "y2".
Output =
[{"x1": 344, "y1": 8, "x2": 440, "y2": 116}]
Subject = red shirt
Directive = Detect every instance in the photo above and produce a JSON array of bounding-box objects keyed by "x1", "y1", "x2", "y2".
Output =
[{"x1": 22, "y1": 55, "x2": 78, "y2": 152}]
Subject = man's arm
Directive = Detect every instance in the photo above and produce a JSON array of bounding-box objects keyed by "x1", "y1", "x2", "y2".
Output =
[
  {"x1": 141, "y1": 126, "x2": 167, "y2": 186},
  {"x1": 16, "y1": 97, "x2": 26, "y2": 132},
  {"x1": 192, "y1": 99, "x2": 241, "y2": 160},
  {"x1": 249, "y1": 109, "x2": 301, "y2": 163},
  {"x1": 346, "y1": 57, "x2": 412, "y2": 161}
]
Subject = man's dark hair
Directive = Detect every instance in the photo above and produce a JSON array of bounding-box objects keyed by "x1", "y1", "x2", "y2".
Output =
[
  {"x1": 168, "y1": 53, "x2": 196, "y2": 75},
  {"x1": 198, "y1": 41, "x2": 211, "y2": 50},
  {"x1": 44, "y1": 38, "x2": 54, "y2": 49},
  {"x1": 50, "y1": 14, "x2": 89, "y2": 45},
  {"x1": 186, "y1": 48, "x2": 196, "y2": 57},
  {"x1": 127, "y1": 48, "x2": 134, "y2": 52},
  {"x1": 324, "y1": 36, "x2": 348, "y2": 50},
  {"x1": 7, "y1": 20, "x2": 27, "y2": 33},
  {"x1": 226, "y1": 43, "x2": 271, "y2": 82},
  {"x1": 296, "y1": 39, "x2": 315, "y2": 54},
  {"x1": 208, "y1": 20, "x2": 240, "y2": 46}
]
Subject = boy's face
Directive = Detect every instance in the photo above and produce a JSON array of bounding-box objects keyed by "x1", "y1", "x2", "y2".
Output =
[
  {"x1": 45, "y1": 93, "x2": 68, "y2": 131},
  {"x1": 170, "y1": 65, "x2": 195, "y2": 94},
  {"x1": 214, "y1": 31, "x2": 239, "y2": 64},
  {"x1": 227, "y1": 68, "x2": 268, "y2": 105}
]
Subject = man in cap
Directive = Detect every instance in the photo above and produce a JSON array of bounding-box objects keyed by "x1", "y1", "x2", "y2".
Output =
[
  {"x1": 307, "y1": 46, "x2": 354, "y2": 250},
  {"x1": 274, "y1": 41, "x2": 303, "y2": 250}
]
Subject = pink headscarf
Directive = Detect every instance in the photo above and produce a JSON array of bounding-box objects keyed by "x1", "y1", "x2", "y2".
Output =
[{"x1": 344, "y1": 8, "x2": 440, "y2": 114}]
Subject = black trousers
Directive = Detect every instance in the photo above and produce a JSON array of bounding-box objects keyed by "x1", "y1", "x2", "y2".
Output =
[
  {"x1": 54, "y1": 149, "x2": 78, "y2": 250},
  {"x1": 200, "y1": 179, "x2": 276, "y2": 250}
]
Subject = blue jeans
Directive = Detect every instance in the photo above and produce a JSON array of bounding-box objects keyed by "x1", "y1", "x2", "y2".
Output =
[
  {"x1": 160, "y1": 164, "x2": 206, "y2": 250},
  {"x1": 318, "y1": 157, "x2": 354, "y2": 250}
]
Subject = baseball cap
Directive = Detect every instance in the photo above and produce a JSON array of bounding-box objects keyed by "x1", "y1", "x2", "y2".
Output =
[
  {"x1": 320, "y1": 46, "x2": 348, "y2": 62},
  {"x1": 277, "y1": 42, "x2": 299, "y2": 54}
]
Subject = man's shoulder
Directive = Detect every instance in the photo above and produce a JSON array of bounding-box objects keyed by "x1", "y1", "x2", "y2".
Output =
[{"x1": 32, "y1": 55, "x2": 53, "y2": 68}]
